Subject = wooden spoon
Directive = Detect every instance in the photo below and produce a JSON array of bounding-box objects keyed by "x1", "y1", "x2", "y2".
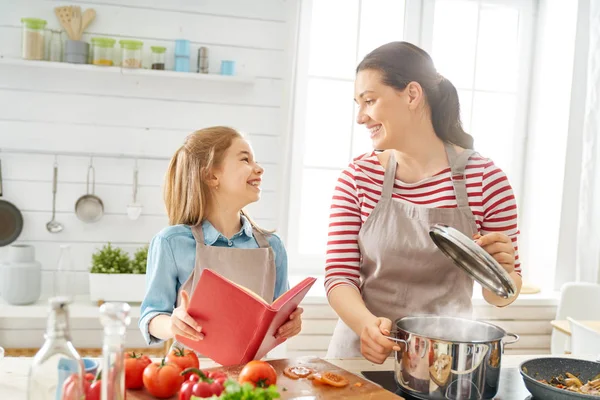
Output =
[{"x1": 81, "y1": 8, "x2": 96, "y2": 36}]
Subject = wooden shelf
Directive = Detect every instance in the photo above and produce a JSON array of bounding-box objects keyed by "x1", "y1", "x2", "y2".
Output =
[{"x1": 0, "y1": 57, "x2": 256, "y2": 84}]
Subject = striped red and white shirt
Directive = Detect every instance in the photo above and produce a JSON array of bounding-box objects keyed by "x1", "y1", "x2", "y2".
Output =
[{"x1": 324, "y1": 151, "x2": 521, "y2": 296}]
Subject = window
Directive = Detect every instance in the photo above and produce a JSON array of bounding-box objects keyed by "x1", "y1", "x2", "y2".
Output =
[{"x1": 287, "y1": 0, "x2": 536, "y2": 279}]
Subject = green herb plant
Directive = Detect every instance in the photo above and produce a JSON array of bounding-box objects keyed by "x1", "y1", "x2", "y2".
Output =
[
  {"x1": 192, "y1": 379, "x2": 280, "y2": 400},
  {"x1": 130, "y1": 244, "x2": 149, "y2": 274},
  {"x1": 90, "y1": 243, "x2": 132, "y2": 274}
]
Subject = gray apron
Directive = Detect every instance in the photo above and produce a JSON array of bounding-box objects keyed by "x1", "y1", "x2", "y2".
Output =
[
  {"x1": 170, "y1": 222, "x2": 276, "y2": 352},
  {"x1": 326, "y1": 143, "x2": 478, "y2": 358}
]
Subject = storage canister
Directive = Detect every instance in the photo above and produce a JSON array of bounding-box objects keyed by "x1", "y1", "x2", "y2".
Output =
[
  {"x1": 21, "y1": 18, "x2": 47, "y2": 60},
  {"x1": 150, "y1": 46, "x2": 166, "y2": 70},
  {"x1": 0, "y1": 244, "x2": 42, "y2": 305},
  {"x1": 91, "y1": 37, "x2": 116, "y2": 66},
  {"x1": 174, "y1": 39, "x2": 190, "y2": 72},
  {"x1": 119, "y1": 40, "x2": 143, "y2": 68}
]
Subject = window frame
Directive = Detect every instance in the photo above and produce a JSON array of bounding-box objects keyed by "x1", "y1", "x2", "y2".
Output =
[{"x1": 285, "y1": 0, "x2": 537, "y2": 278}]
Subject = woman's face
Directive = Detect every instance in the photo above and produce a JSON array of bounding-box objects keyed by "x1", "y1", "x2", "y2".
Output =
[{"x1": 354, "y1": 69, "x2": 416, "y2": 150}]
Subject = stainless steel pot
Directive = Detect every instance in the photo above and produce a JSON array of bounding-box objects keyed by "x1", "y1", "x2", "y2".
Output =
[{"x1": 387, "y1": 316, "x2": 519, "y2": 400}]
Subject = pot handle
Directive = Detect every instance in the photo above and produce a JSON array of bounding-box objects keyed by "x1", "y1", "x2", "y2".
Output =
[
  {"x1": 385, "y1": 335, "x2": 408, "y2": 348},
  {"x1": 503, "y1": 332, "x2": 519, "y2": 345}
]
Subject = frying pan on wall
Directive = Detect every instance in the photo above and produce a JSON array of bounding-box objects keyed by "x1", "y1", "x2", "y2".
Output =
[{"x1": 0, "y1": 159, "x2": 23, "y2": 246}]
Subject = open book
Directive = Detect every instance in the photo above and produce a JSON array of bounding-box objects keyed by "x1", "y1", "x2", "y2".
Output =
[{"x1": 175, "y1": 268, "x2": 317, "y2": 366}]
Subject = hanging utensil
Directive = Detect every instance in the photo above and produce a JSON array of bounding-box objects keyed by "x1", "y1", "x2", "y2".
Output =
[
  {"x1": 74, "y1": 159, "x2": 104, "y2": 223},
  {"x1": 46, "y1": 161, "x2": 63, "y2": 233},
  {"x1": 127, "y1": 162, "x2": 142, "y2": 221},
  {"x1": 0, "y1": 158, "x2": 24, "y2": 246}
]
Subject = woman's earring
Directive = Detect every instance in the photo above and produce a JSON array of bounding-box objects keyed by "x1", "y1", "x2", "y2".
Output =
[{"x1": 215, "y1": 185, "x2": 219, "y2": 190}]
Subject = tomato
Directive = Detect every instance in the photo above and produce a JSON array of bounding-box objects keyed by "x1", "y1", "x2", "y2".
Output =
[
  {"x1": 238, "y1": 360, "x2": 277, "y2": 388},
  {"x1": 143, "y1": 358, "x2": 184, "y2": 399},
  {"x1": 284, "y1": 366, "x2": 313, "y2": 379},
  {"x1": 61, "y1": 372, "x2": 94, "y2": 400},
  {"x1": 165, "y1": 346, "x2": 199, "y2": 379},
  {"x1": 125, "y1": 351, "x2": 152, "y2": 389},
  {"x1": 311, "y1": 371, "x2": 349, "y2": 388},
  {"x1": 179, "y1": 368, "x2": 226, "y2": 400},
  {"x1": 87, "y1": 380, "x2": 101, "y2": 400}
]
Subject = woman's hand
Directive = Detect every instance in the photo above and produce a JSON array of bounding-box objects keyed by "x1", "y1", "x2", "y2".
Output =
[
  {"x1": 474, "y1": 232, "x2": 515, "y2": 274},
  {"x1": 170, "y1": 290, "x2": 204, "y2": 341},
  {"x1": 275, "y1": 307, "x2": 303, "y2": 339},
  {"x1": 360, "y1": 317, "x2": 401, "y2": 364}
]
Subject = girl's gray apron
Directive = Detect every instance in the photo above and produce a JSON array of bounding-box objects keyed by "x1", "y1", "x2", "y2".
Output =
[{"x1": 170, "y1": 223, "x2": 276, "y2": 353}]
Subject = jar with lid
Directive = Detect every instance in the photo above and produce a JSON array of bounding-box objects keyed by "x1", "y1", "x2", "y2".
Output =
[
  {"x1": 119, "y1": 40, "x2": 143, "y2": 68},
  {"x1": 150, "y1": 46, "x2": 166, "y2": 70},
  {"x1": 91, "y1": 37, "x2": 116, "y2": 66},
  {"x1": 21, "y1": 18, "x2": 47, "y2": 60}
]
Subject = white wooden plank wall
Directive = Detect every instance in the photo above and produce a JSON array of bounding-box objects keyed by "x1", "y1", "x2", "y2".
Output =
[{"x1": 0, "y1": 0, "x2": 298, "y2": 302}]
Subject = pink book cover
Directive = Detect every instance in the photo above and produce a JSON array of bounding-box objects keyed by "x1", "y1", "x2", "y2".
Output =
[{"x1": 175, "y1": 268, "x2": 317, "y2": 366}]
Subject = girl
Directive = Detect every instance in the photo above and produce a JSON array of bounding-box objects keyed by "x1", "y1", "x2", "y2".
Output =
[
  {"x1": 139, "y1": 126, "x2": 302, "y2": 352},
  {"x1": 324, "y1": 42, "x2": 522, "y2": 363}
]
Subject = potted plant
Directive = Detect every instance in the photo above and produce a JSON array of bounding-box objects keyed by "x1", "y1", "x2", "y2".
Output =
[{"x1": 88, "y1": 243, "x2": 148, "y2": 304}]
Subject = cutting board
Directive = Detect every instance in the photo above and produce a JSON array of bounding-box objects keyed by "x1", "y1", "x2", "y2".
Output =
[{"x1": 126, "y1": 357, "x2": 404, "y2": 399}]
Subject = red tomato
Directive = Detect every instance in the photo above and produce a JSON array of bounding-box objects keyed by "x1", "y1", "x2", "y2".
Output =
[
  {"x1": 87, "y1": 380, "x2": 101, "y2": 400},
  {"x1": 238, "y1": 360, "x2": 277, "y2": 388},
  {"x1": 61, "y1": 372, "x2": 94, "y2": 400},
  {"x1": 165, "y1": 346, "x2": 199, "y2": 379},
  {"x1": 143, "y1": 358, "x2": 184, "y2": 399},
  {"x1": 178, "y1": 368, "x2": 226, "y2": 400},
  {"x1": 125, "y1": 351, "x2": 152, "y2": 389}
]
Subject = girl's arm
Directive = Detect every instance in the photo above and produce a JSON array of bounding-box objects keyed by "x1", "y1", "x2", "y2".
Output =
[{"x1": 139, "y1": 234, "x2": 180, "y2": 344}]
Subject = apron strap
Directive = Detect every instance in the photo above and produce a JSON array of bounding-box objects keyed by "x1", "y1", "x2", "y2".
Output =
[
  {"x1": 190, "y1": 223, "x2": 206, "y2": 246},
  {"x1": 253, "y1": 229, "x2": 271, "y2": 248},
  {"x1": 444, "y1": 143, "x2": 474, "y2": 208},
  {"x1": 381, "y1": 151, "x2": 397, "y2": 199}
]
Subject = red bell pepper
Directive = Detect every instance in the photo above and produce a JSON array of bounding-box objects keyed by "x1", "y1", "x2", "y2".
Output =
[{"x1": 179, "y1": 368, "x2": 227, "y2": 400}]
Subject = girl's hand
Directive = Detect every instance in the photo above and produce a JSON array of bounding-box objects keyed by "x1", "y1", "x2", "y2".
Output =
[
  {"x1": 275, "y1": 307, "x2": 303, "y2": 339},
  {"x1": 360, "y1": 317, "x2": 400, "y2": 364},
  {"x1": 171, "y1": 290, "x2": 204, "y2": 341},
  {"x1": 474, "y1": 232, "x2": 515, "y2": 275}
]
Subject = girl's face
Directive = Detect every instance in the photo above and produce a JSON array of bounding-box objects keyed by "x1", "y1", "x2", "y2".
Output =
[
  {"x1": 211, "y1": 138, "x2": 264, "y2": 208},
  {"x1": 354, "y1": 69, "x2": 422, "y2": 149}
]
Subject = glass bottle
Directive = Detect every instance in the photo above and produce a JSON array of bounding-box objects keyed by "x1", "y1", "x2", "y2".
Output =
[
  {"x1": 27, "y1": 297, "x2": 84, "y2": 400},
  {"x1": 99, "y1": 302, "x2": 131, "y2": 400},
  {"x1": 54, "y1": 244, "x2": 74, "y2": 301}
]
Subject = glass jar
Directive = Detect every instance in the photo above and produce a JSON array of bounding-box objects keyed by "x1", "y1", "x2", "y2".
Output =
[
  {"x1": 91, "y1": 37, "x2": 116, "y2": 66},
  {"x1": 119, "y1": 40, "x2": 143, "y2": 68},
  {"x1": 47, "y1": 29, "x2": 62, "y2": 62},
  {"x1": 54, "y1": 244, "x2": 75, "y2": 301},
  {"x1": 21, "y1": 18, "x2": 47, "y2": 60},
  {"x1": 150, "y1": 46, "x2": 166, "y2": 70}
]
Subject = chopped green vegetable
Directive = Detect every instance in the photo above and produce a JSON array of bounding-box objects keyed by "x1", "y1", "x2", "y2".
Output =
[{"x1": 191, "y1": 379, "x2": 280, "y2": 400}]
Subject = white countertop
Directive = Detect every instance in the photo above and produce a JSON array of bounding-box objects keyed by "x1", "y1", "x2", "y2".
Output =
[
  {"x1": 1, "y1": 353, "x2": 596, "y2": 400},
  {"x1": 0, "y1": 290, "x2": 560, "y2": 319}
]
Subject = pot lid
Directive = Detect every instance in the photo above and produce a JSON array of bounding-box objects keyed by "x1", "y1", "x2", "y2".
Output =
[{"x1": 429, "y1": 224, "x2": 517, "y2": 299}]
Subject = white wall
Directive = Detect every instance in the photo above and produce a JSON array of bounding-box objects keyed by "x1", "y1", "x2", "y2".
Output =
[{"x1": 0, "y1": 0, "x2": 298, "y2": 299}]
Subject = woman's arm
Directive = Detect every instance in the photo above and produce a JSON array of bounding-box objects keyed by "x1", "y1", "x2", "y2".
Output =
[{"x1": 478, "y1": 161, "x2": 522, "y2": 307}]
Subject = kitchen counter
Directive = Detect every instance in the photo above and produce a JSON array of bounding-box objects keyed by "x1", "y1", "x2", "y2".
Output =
[{"x1": 1, "y1": 354, "x2": 597, "y2": 399}]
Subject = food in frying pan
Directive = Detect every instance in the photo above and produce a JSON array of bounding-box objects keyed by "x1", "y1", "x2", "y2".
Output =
[
  {"x1": 429, "y1": 354, "x2": 452, "y2": 386},
  {"x1": 537, "y1": 372, "x2": 600, "y2": 395}
]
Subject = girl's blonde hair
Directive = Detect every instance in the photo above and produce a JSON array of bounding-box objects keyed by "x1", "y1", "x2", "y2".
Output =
[{"x1": 164, "y1": 126, "x2": 271, "y2": 234}]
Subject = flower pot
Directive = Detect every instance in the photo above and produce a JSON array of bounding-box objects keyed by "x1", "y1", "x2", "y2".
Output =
[{"x1": 88, "y1": 273, "x2": 146, "y2": 303}]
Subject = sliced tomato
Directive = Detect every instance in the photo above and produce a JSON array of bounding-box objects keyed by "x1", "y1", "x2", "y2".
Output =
[
  {"x1": 311, "y1": 371, "x2": 349, "y2": 388},
  {"x1": 283, "y1": 366, "x2": 313, "y2": 379}
]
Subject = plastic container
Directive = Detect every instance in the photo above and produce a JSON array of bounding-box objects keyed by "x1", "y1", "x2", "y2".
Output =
[
  {"x1": 21, "y1": 18, "x2": 47, "y2": 60},
  {"x1": 220, "y1": 60, "x2": 236, "y2": 76},
  {"x1": 174, "y1": 39, "x2": 190, "y2": 72},
  {"x1": 119, "y1": 39, "x2": 143, "y2": 68},
  {"x1": 150, "y1": 46, "x2": 166, "y2": 70},
  {"x1": 91, "y1": 37, "x2": 116, "y2": 66}
]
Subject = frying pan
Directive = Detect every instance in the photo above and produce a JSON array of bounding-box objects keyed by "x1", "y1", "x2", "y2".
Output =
[
  {"x1": 0, "y1": 159, "x2": 23, "y2": 246},
  {"x1": 520, "y1": 357, "x2": 600, "y2": 399}
]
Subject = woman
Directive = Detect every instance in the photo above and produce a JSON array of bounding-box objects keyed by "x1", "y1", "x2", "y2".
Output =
[{"x1": 324, "y1": 42, "x2": 522, "y2": 363}]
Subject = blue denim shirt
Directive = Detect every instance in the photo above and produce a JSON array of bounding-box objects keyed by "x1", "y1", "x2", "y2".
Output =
[{"x1": 138, "y1": 216, "x2": 289, "y2": 345}]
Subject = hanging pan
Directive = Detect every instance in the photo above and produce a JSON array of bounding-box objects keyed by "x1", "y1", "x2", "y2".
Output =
[{"x1": 0, "y1": 158, "x2": 24, "y2": 246}]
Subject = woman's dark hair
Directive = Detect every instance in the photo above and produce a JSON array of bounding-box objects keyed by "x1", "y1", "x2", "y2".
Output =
[{"x1": 357, "y1": 41, "x2": 474, "y2": 149}]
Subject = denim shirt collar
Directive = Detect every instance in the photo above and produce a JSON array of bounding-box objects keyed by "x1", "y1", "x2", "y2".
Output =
[{"x1": 201, "y1": 215, "x2": 253, "y2": 245}]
